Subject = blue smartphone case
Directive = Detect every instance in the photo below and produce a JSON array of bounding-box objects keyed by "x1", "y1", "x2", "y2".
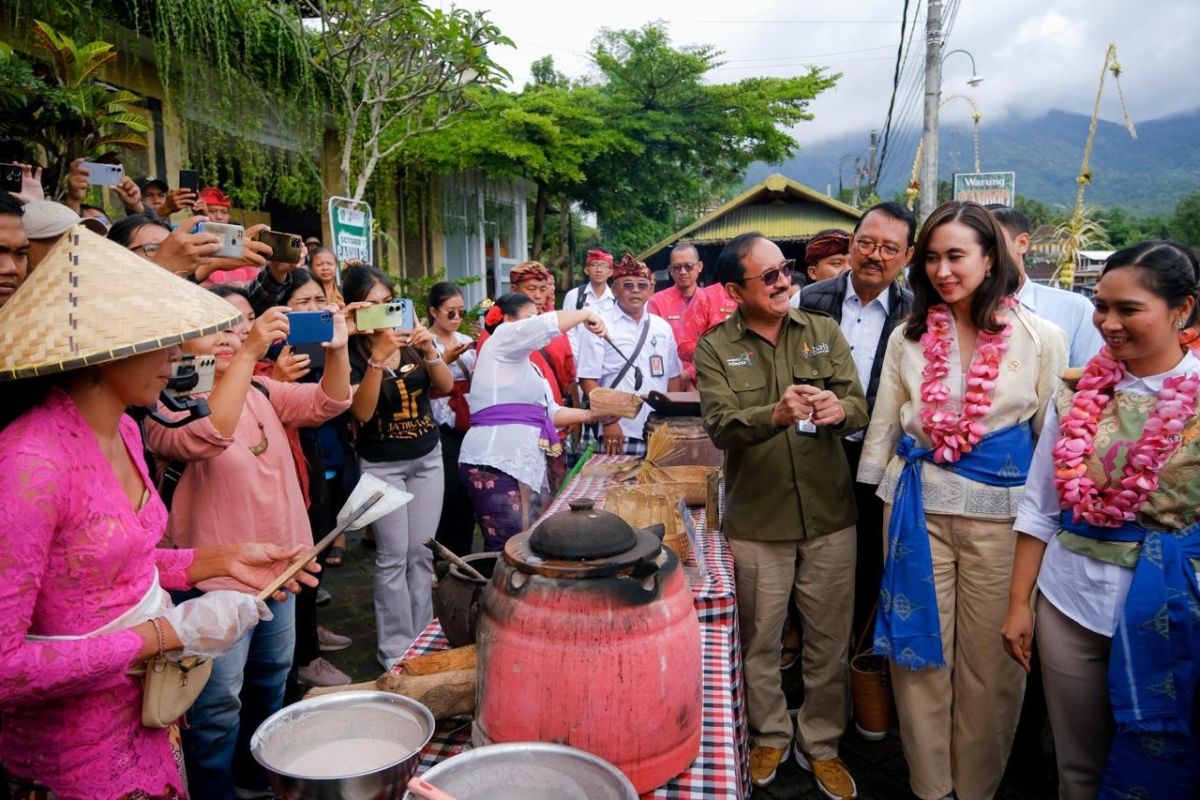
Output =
[{"x1": 287, "y1": 310, "x2": 334, "y2": 345}]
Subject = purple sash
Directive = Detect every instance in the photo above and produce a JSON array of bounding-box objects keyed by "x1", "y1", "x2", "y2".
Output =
[{"x1": 471, "y1": 403, "x2": 560, "y2": 451}]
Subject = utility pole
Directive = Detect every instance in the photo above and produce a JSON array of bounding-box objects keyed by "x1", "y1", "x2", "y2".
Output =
[
  {"x1": 851, "y1": 157, "x2": 862, "y2": 207},
  {"x1": 867, "y1": 129, "x2": 879, "y2": 189},
  {"x1": 920, "y1": 0, "x2": 944, "y2": 224}
]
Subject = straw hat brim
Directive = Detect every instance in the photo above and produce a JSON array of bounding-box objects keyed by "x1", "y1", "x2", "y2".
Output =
[{"x1": 0, "y1": 226, "x2": 242, "y2": 381}]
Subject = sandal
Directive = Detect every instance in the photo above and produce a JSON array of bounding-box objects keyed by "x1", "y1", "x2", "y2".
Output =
[{"x1": 325, "y1": 546, "x2": 345, "y2": 567}]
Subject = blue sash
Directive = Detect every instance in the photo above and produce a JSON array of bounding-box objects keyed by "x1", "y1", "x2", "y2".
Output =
[
  {"x1": 874, "y1": 423, "x2": 1033, "y2": 670},
  {"x1": 1059, "y1": 512, "x2": 1200, "y2": 799}
]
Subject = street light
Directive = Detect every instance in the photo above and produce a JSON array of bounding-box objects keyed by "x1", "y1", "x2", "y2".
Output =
[
  {"x1": 944, "y1": 49, "x2": 984, "y2": 87},
  {"x1": 920, "y1": 0, "x2": 984, "y2": 222}
]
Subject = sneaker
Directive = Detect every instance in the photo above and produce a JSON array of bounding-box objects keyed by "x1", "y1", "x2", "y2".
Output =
[
  {"x1": 315, "y1": 587, "x2": 332, "y2": 606},
  {"x1": 318, "y1": 625, "x2": 352, "y2": 652},
  {"x1": 794, "y1": 745, "x2": 858, "y2": 799},
  {"x1": 297, "y1": 657, "x2": 352, "y2": 687},
  {"x1": 750, "y1": 745, "x2": 787, "y2": 787}
]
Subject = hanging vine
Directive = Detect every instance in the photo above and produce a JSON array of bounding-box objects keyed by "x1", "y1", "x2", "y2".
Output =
[{"x1": 4, "y1": 0, "x2": 327, "y2": 208}]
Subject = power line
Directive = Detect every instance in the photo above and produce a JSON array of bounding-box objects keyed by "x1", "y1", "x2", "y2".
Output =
[
  {"x1": 709, "y1": 56, "x2": 898, "y2": 72},
  {"x1": 718, "y1": 44, "x2": 897, "y2": 64},
  {"x1": 874, "y1": 0, "x2": 923, "y2": 188},
  {"x1": 664, "y1": 18, "x2": 902, "y2": 25}
]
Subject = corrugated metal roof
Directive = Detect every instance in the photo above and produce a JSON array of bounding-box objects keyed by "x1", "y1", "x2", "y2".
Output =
[
  {"x1": 687, "y1": 203, "x2": 854, "y2": 243},
  {"x1": 636, "y1": 174, "x2": 861, "y2": 261}
]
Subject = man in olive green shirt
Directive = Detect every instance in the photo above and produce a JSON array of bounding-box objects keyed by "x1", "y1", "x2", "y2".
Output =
[{"x1": 695, "y1": 232, "x2": 867, "y2": 797}]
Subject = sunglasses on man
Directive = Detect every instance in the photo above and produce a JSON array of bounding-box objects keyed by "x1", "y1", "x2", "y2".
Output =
[{"x1": 741, "y1": 260, "x2": 795, "y2": 287}]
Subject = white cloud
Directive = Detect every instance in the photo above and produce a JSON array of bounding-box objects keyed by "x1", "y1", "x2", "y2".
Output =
[{"x1": 436, "y1": 0, "x2": 1200, "y2": 144}]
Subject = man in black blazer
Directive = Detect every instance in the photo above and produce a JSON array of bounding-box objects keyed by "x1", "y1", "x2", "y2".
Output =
[{"x1": 795, "y1": 201, "x2": 915, "y2": 653}]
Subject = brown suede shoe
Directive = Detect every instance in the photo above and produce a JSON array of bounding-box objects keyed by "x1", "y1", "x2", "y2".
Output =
[
  {"x1": 750, "y1": 745, "x2": 787, "y2": 787},
  {"x1": 795, "y1": 745, "x2": 857, "y2": 799}
]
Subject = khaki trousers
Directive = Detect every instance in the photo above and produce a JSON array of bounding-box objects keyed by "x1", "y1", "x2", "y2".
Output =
[
  {"x1": 1035, "y1": 595, "x2": 1114, "y2": 800},
  {"x1": 729, "y1": 526, "x2": 855, "y2": 759},
  {"x1": 884, "y1": 508, "x2": 1026, "y2": 800}
]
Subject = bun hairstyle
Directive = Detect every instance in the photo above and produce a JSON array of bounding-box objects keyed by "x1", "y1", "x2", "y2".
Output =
[
  {"x1": 1101, "y1": 240, "x2": 1200, "y2": 329},
  {"x1": 904, "y1": 200, "x2": 1019, "y2": 341},
  {"x1": 484, "y1": 292, "x2": 537, "y2": 334}
]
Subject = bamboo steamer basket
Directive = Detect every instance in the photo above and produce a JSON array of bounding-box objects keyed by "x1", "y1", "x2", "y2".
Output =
[
  {"x1": 638, "y1": 465, "x2": 720, "y2": 506},
  {"x1": 588, "y1": 387, "x2": 644, "y2": 420},
  {"x1": 601, "y1": 486, "x2": 691, "y2": 563}
]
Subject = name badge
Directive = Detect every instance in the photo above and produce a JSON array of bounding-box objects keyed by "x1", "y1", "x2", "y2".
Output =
[
  {"x1": 796, "y1": 416, "x2": 818, "y2": 437},
  {"x1": 649, "y1": 354, "x2": 665, "y2": 378}
]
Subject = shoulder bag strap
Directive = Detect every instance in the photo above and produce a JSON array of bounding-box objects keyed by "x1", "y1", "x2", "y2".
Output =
[{"x1": 607, "y1": 320, "x2": 651, "y2": 389}]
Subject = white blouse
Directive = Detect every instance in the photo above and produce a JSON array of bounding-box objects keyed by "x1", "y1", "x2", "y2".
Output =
[
  {"x1": 431, "y1": 331, "x2": 476, "y2": 428},
  {"x1": 1014, "y1": 350, "x2": 1200, "y2": 636},
  {"x1": 858, "y1": 305, "x2": 1068, "y2": 519},
  {"x1": 458, "y1": 313, "x2": 563, "y2": 490}
]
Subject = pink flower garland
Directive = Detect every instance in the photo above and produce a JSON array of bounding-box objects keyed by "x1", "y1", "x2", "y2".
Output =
[
  {"x1": 919, "y1": 297, "x2": 1017, "y2": 463},
  {"x1": 1053, "y1": 348, "x2": 1200, "y2": 527}
]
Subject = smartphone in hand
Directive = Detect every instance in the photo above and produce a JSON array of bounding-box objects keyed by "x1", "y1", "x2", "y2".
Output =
[
  {"x1": 355, "y1": 299, "x2": 415, "y2": 331},
  {"x1": 178, "y1": 169, "x2": 199, "y2": 193},
  {"x1": 286, "y1": 310, "x2": 334, "y2": 345},
  {"x1": 196, "y1": 221, "x2": 244, "y2": 259},
  {"x1": 80, "y1": 161, "x2": 125, "y2": 186},
  {"x1": 254, "y1": 230, "x2": 304, "y2": 264}
]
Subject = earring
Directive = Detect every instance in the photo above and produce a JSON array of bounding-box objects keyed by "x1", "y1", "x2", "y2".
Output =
[
  {"x1": 1177, "y1": 320, "x2": 1187, "y2": 330},
  {"x1": 985, "y1": 270, "x2": 992, "y2": 279}
]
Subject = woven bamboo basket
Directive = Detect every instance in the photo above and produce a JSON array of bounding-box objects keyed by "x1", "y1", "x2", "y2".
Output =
[
  {"x1": 849, "y1": 604, "x2": 897, "y2": 738},
  {"x1": 638, "y1": 464, "x2": 720, "y2": 506},
  {"x1": 588, "y1": 387, "x2": 644, "y2": 420},
  {"x1": 601, "y1": 485, "x2": 691, "y2": 563}
]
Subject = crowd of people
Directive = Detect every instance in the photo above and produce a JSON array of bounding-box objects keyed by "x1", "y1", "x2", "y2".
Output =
[{"x1": 0, "y1": 157, "x2": 1197, "y2": 800}]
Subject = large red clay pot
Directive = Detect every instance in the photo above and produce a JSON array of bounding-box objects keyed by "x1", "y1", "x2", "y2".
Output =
[{"x1": 473, "y1": 499, "x2": 702, "y2": 795}]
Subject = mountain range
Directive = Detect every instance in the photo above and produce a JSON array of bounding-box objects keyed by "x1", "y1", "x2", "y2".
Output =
[{"x1": 745, "y1": 107, "x2": 1200, "y2": 217}]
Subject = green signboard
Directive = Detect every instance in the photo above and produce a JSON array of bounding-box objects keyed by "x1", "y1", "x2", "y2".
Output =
[
  {"x1": 327, "y1": 197, "x2": 373, "y2": 277},
  {"x1": 952, "y1": 171, "x2": 1016, "y2": 207}
]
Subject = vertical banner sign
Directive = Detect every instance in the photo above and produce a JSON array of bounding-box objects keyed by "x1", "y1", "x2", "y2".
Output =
[
  {"x1": 327, "y1": 197, "x2": 373, "y2": 283},
  {"x1": 952, "y1": 171, "x2": 1016, "y2": 207}
]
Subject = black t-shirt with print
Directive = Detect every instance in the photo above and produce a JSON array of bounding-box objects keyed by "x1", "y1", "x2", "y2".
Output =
[{"x1": 349, "y1": 347, "x2": 439, "y2": 462}]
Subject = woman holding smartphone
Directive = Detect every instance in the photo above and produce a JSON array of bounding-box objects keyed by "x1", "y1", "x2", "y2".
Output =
[
  {"x1": 1004, "y1": 241, "x2": 1200, "y2": 799},
  {"x1": 427, "y1": 282, "x2": 478, "y2": 557},
  {"x1": 343, "y1": 265, "x2": 453, "y2": 668},
  {"x1": 858, "y1": 201, "x2": 1066, "y2": 800}
]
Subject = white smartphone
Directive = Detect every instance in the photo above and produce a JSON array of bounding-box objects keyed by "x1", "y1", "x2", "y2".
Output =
[
  {"x1": 79, "y1": 161, "x2": 125, "y2": 186},
  {"x1": 196, "y1": 221, "x2": 244, "y2": 259}
]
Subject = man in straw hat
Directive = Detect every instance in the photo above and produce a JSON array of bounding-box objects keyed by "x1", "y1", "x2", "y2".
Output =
[
  {"x1": 694, "y1": 232, "x2": 866, "y2": 796},
  {"x1": 578, "y1": 253, "x2": 682, "y2": 456},
  {"x1": 0, "y1": 226, "x2": 320, "y2": 799}
]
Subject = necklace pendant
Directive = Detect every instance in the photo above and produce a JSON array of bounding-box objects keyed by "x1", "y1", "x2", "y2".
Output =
[{"x1": 249, "y1": 422, "x2": 269, "y2": 456}]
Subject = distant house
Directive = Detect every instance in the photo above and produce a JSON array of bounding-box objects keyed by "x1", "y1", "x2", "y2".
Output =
[
  {"x1": 635, "y1": 174, "x2": 861, "y2": 282},
  {"x1": 1072, "y1": 249, "x2": 1114, "y2": 293}
]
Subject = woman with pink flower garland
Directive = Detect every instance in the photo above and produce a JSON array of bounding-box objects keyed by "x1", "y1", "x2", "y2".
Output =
[
  {"x1": 859, "y1": 201, "x2": 1066, "y2": 800},
  {"x1": 1003, "y1": 241, "x2": 1200, "y2": 800}
]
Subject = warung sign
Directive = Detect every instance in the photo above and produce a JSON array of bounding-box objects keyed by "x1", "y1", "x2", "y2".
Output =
[{"x1": 952, "y1": 171, "x2": 1016, "y2": 207}]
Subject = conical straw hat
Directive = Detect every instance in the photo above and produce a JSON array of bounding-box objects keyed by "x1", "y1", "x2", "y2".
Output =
[{"x1": 0, "y1": 226, "x2": 242, "y2": 381}]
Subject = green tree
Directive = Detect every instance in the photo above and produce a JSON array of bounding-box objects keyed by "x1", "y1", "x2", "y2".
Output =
[
  {"x1": 270, "y1": 0, "x2": 511, "y2": 201},
  {"x1": 1169, "y1": 191, "x2": 1200, "y2": 246},
  {"x1": 0, "y1": 21, "x2": 149, "y2": 199},
  {"x1": 581, "y1": 24, "x2": 838, "y2": 251}
]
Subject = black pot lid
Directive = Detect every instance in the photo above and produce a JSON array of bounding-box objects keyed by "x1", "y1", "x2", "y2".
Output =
[{"x1": 528, "y1": 498, "x2": 638, "y2": 560}]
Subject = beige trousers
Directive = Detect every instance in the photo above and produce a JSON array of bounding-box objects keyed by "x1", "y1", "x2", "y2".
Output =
[
  {"x1": 1035, "y1": 595, "x2": 1114, "y2": 800},
  {"x1": 729, "y1": 526, "x2": 855, "y2": 759},
  {"x1": 884, "y1": 508, "x2": 1026, "y2": 800}
]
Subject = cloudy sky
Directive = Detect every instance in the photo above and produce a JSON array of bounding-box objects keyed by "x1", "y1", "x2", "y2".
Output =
[{"x1": 439, "y1": 0, "x2": 1199, "y2": 147}]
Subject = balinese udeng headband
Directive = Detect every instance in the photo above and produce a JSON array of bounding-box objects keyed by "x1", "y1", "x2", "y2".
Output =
[
  {"x1": 586, "y1": 248, "x2": 613, "y2": 267},
  {"x1": 611, "y1": 253, "x2": 652, "y2": 281},
  {"x1": 509, "y1": 261, "x2": 552, "y2": 284},
  {"x1": 804, "y1": 230, "x2": 851, "y2": 266}
]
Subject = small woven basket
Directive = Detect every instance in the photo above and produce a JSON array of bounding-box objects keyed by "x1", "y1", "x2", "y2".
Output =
[
  {"x1": 849, "y1": 603, "x2": 897, "y2": 737},
  {"x1": 588, "y1": 387, "x2": 644, "y2": 420},
  {"x1": 601, "y1": 485, "x2": 691, "y2": 563}
]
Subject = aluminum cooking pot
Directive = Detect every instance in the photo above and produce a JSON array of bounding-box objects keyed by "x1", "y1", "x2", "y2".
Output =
[
  {"x1": 251, "y1": 691, "x2": 435, "y2": 800},
  {"x1": 402, "y1": 742, "x2": 638, "y2": 800}
]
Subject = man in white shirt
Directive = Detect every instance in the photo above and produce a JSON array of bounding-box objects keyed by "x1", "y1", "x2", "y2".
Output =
[
  {"x1": 562, "y1": 248, "x2": 616, "y2": 360},
  {"x1": 795, "y1": 201, "x2": 915, "y2": 649},
  {"x1": 988, "y1": 204, "x2": 1103, "y2": 368},
  {"x1": 578, "y1": 253, "x2": 682, "y2": 455}
]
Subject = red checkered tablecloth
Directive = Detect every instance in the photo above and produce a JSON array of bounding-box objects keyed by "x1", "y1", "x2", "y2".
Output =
[{"x1": 399, "y1": 456, "x2": 749, "y2": 799}]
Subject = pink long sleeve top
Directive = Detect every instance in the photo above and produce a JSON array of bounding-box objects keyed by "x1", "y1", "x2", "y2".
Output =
[
  {"x1": 0, "y1": 389, "x2": 196, "y2": 800},
  {"x1": 144, "y1": 377, "x2": 350, "y2": 592}
]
